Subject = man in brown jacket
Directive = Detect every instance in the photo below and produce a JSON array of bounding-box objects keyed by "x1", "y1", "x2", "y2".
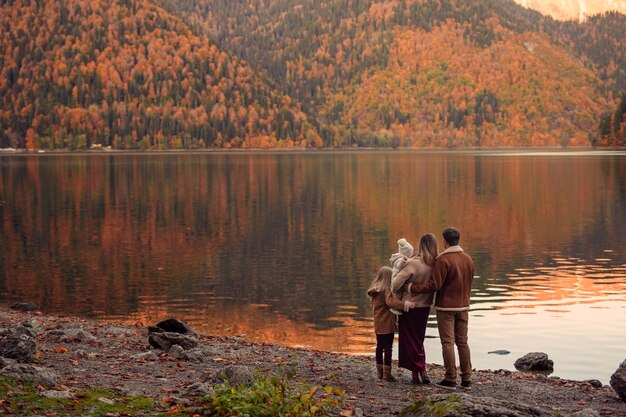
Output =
[{"x1": 407, "y1": 227, "x2": 475, "y2": 390}]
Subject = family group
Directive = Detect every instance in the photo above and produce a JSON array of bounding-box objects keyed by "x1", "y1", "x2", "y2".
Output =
[{"x1": 367, "y1": 227, "x2": 475, "y2": 389}]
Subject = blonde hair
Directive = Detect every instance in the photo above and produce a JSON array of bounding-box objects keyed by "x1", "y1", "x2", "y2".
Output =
[
  {"x1": 418, "y1": 233, "x2": 439, "y2": 267},
  {"x1": 367, "y1": 266, "x2": 393, "y2": 297}
]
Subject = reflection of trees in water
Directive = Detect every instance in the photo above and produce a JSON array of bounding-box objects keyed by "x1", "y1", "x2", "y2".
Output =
[{"x1": 0, "y1": 153, "x2": 625, "y2": 332}]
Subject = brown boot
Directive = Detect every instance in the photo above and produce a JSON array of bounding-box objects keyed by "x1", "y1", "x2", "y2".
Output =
[
  {"x1": 376, "y1": 364, "x2": 383, "y2": 379},
  {"x1": 383, "y1": 365, "x2": 396, "y2": 382},
  {"x1": 411, "y1": 370, "x2": 420, "y2": 384}
]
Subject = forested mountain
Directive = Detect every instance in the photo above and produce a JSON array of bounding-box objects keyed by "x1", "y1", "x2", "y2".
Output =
[
  {"x1": 599, "y1": 94, "x2": 626, "y2": 146},
  {"x1": 1, "y1": 0, "x2": 625, "y2": 148},
  {"x1": 156, "y1": 0, "x2": 624, "y2": 147},
  {"x1": 0, "y1": 0, "x2": 321, "y2": 150},
  {"x1": 548, "y1": 12, "x2": 626, "y2": 96}
]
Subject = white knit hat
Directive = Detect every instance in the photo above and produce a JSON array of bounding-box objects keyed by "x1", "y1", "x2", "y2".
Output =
[{"x1": 397, "y1": 238, "x2": 413, "y2": 257}]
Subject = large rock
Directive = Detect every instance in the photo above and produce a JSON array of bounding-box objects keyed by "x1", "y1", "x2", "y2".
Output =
[
  {"x1": 148, "y1": 332, "x2": 198, "y2": 351},
  {"x1": 610, "y1": 359, "x2": 626, "y2": 402},
  {"x1": 514, "y1": 352, "x2": 554, "y2": 372},
  {"x1": 0, "y1": 360, "x2": 59, "y2": 385},
  {"x1": 401, "y1": 393, "x2": 554, "y2": 417},
  {"x1": 148, "y1": 318, "x2": 195, "y2": 335},
  {"x1": 0, "y1": 331, "x2": 37, "y2": 360}
]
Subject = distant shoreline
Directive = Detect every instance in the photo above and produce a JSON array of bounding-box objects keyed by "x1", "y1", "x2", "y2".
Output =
[{"x1": 4, "y1": 145, "x2": 626, "y2": 156}]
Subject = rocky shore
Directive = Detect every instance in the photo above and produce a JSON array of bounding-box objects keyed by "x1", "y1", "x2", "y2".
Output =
[{"x1": 1, "y1": 307, "x2": 625, "y2": 416}]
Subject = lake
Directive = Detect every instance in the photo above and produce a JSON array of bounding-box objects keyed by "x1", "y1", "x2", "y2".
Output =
[{"x1": 1, "y1": 150, "x2": 625, "y2": 383}]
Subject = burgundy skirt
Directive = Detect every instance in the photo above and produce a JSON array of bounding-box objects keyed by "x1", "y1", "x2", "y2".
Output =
[{"x1": 398, "y1": 306, "x2": 430, "y2": 372}]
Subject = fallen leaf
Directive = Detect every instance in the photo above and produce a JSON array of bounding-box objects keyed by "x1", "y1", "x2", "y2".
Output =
[{"x1": 55, "y1": 347, "x2": 69, "y2": 354}]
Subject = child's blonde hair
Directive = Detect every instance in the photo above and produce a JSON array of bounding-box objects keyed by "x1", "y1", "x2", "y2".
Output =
[{"x1": 367, "y1": 266, "x2": 393, "y2": 297}]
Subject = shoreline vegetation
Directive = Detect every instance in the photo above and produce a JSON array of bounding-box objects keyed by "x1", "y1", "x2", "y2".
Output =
[{"x1": 1, "y1": 307, "x2": 624, "y2": 416}]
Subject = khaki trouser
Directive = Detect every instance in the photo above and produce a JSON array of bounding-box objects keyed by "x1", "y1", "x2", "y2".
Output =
[{"x1": 436, "y1": 310, "x2": 472, "y2": 382}]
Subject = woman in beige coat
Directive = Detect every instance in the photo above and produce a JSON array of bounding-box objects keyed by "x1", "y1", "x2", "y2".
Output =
[
  {"x1": 391, "y1": 233, "x2": 438, "y2": 384},
  {"x1": 367, "y1": 266, "x2": 416, "y2": 381}
]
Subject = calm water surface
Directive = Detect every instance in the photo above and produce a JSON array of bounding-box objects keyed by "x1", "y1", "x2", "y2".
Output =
[{"x1": 1, "y1": 150, "x2": 625, "y2": 383}]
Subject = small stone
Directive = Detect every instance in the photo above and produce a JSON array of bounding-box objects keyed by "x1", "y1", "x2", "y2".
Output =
[
  {"x1": 587, "y1": 379, "x2": 603, "y2": 388},
  {"x1": 6, "y1": 325, "x2": 37, "y2": 339},
  {"x1": 98, "y1": 397, "x2": 115, "y2": 405},
  {"x1": 20, "y1": 319, "x2": 44, "y2": 336},
  {"x1": 572, "y1": 409, "x2": 601, "y2": 417},
  {"x1": 45, "y1": 329, "x2": 66, "y2": 338},
  {"x1": 206, "y1": 365, "x2": 256, "y2": 387},
  {"x1": 183, "y1": 349, "x2": 209, "y2": 364},
  {"x1": 131, "y1": 351, "x2": 159, "y2": 361},
  {"x1": 61, "y1": 328, "x2": 97, "y2": 342},
  {"x1": 10, "y1": 302, "x2": 39, "y2": 311},
  {"x1": 487, "y1": 350, "x2": 511, "y2": 355},
  {"x1": 41, "y1": 390, "x2": 75, "y2": 399},
  {"x1": 185, "y1": 382, "x2": 214, "y2": 396},
  {"x1": 168, "y1": 344, "x2": 185, "y2": 358}
]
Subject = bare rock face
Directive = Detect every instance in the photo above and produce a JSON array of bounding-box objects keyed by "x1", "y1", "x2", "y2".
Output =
[
  {"x1": 610, "y1": 359, "x2": 626, "y2": 402},
  {"x1": 401, "y1": 393, "x2": 554, "y2": 417},
  {"x1": 0, "y1": 331, "x2": 37, "y2": 360},
  {"x1": 514, "y1": 352, "x2": 554, "y2": 372}
]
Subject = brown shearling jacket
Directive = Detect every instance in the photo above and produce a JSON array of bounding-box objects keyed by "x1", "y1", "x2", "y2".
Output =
[
  {"x1": 368, "y1": 288, "x2": 406, "y2": 334},
  {"x1": 409, "y1": 246, "x2": 474, "y2": 310}
]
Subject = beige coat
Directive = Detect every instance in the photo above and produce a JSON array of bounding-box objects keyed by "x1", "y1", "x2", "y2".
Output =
[
  {"x1": 368, "y1": 287, "x2": 406, "y2": 334},
  {"x1": 391, "y1": 256, "x2": 435, "y2": 308}
]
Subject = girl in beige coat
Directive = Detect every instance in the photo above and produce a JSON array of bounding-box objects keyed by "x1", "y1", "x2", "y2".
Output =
[{"x1": 367, "y1": 266, "x2": 416, "y2": 381}]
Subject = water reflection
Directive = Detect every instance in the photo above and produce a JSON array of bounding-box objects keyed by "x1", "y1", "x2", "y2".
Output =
[{"x1": 0, "y1": 151, "x2": 625, "y2": 383}]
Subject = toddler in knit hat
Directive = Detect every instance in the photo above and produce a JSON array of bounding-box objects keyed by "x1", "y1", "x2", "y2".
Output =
[{"x1": 388, "y1": 238, "x2": 413, "y2": 315}]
